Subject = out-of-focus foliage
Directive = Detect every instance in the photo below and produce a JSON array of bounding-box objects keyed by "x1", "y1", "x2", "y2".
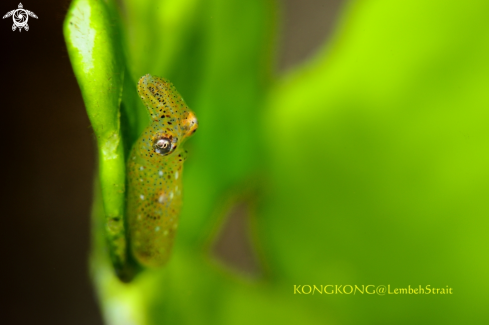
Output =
[
  {"x1": 64, "y1": 0, "x2": 489, "y2": 324},
  {"x1": 263, "y1": 1, "x2": 489, "y2": 324}
]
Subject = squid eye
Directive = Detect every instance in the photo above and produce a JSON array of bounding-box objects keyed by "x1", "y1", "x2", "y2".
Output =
[{"x1": 153, "y1": 137, "x2": 172, "y2": 155}]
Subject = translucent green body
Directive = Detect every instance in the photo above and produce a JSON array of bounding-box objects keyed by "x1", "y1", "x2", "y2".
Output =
[{"x1": 127, "y1": 75, "x2": 198, "y2": 268}]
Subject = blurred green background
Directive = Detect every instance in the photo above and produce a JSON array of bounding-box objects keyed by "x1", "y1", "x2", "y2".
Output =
[{"x1": 2, "y1": 0, "x2": 489, "y2": 324}]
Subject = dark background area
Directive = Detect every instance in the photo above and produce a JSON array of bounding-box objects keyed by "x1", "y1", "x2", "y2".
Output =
[{"x1": 0, "y1": 0, "x2": 344, "y2": 324}]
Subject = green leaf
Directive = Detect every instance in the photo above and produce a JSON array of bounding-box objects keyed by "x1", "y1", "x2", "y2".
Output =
[{"x1": 63, "y1": 0, "x2": 131, "y2": 278}]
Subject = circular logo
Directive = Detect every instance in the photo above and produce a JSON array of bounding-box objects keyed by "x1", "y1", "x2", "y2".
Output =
[{"x1": 13, "y1": 10, "x2": 28, "y2": 28}]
